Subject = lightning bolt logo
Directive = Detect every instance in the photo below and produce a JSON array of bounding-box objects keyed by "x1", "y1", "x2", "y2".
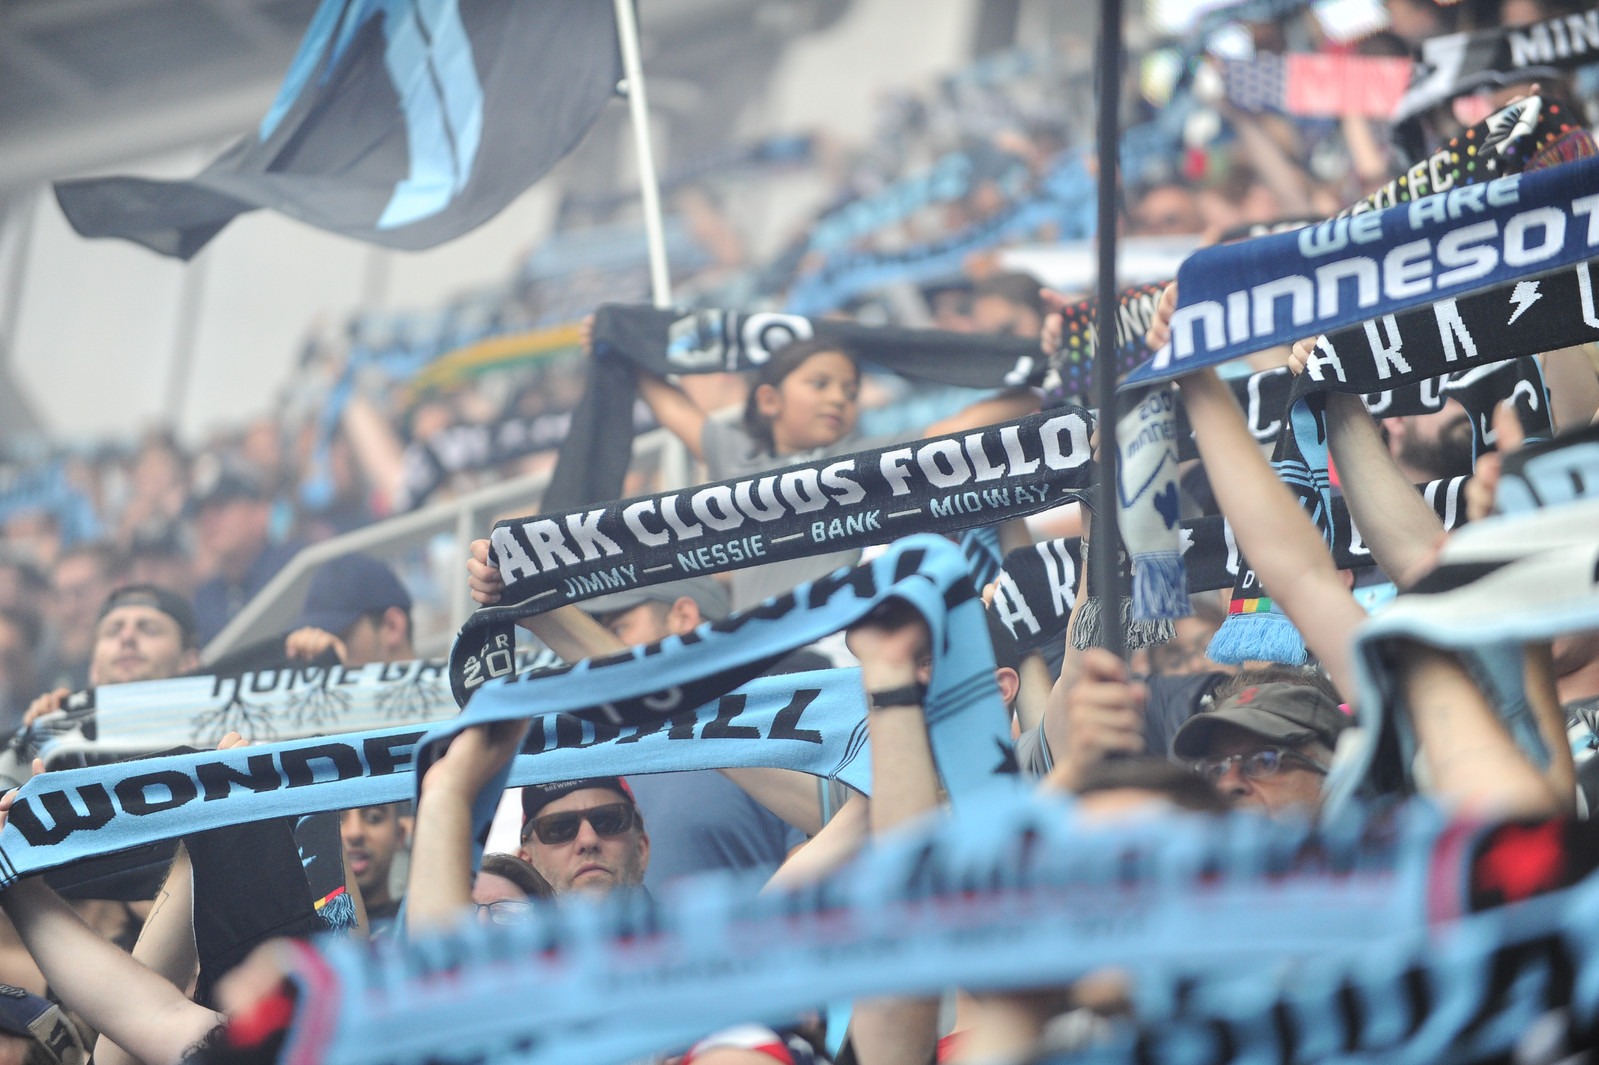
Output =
[{"x1": 1507, "y1": 280, "x2": 1543, "y2": 325}]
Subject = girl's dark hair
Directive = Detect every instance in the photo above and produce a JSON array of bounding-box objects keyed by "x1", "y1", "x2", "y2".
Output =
[
  {"x1": 480, "y1": 852, "x2": 554, "y2": 900},
  {"x1": 740, "y1": 338, "x2": 860, "y2": 455}
]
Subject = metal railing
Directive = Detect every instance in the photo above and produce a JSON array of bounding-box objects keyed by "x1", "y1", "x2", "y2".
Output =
[{"x1": 201, "y1": 425, "x2": 693, "y2": 663}]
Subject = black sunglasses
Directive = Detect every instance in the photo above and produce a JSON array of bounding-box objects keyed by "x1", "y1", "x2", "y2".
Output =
[
  {"x1": 525, "y1": 802, "x2": 636, "y2": 846},
  {"x1": 1192, "y1": 746, "x2": 1329, "y2": 785}
]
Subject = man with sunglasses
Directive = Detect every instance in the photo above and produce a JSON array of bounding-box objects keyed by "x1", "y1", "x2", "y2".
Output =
[
  {"x1": 518, "y1": 777, "x2": 650, "y2": 896},
  {"x1": 1169, "y1": 683, "x2": 1352, "y2": 816}
]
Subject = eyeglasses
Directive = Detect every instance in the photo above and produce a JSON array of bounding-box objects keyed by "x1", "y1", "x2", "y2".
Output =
[
  {"x1": 524, "y1": 802, "x2": 637, "y2": 846},
  {"x1": 475, "y1": 898, "x2": 537, "y2": 925},
  {"x1": 1192, "y1": 746, "x2": 1329, "y2": 785}
]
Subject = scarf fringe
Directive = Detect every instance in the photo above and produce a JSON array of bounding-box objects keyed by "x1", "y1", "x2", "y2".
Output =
[
  {"x1": 315, "y1": 889, "x2": 358, "y2": 935},
  {"x1": 1070, "y1": 597, "x2": 1175, "y2": 652},
  {"x1": 1131, "y1": 553, "x2": 1192, "y2": 622},
  {"x1": 1207, "y1": 608, "x2": 1307, "y2": 666}
]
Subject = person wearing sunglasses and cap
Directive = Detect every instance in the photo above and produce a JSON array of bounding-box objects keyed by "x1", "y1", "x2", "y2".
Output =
[
  {"x1": 1169, "y1": 681, "x2": 1352, "y2": 817},
  {"x1": 517, "y1": 777, "x2": 649, "y2": 897}
]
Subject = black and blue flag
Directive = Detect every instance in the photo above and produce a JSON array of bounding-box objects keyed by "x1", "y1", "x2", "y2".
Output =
[{"x1": 54, "y1": 0, "x2": 622, "y2": 259}]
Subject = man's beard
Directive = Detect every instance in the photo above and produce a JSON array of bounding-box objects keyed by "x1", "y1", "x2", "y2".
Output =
[{"x1": 1397, "y1": 414, "x2": 1476, "y2": 480}]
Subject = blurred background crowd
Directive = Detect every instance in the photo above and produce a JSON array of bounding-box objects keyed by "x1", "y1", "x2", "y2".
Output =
[{"x1": 0, "y1": 0, "x2": 1590, "y2": 728}]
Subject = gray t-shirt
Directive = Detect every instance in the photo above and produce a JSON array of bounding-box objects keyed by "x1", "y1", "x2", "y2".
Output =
[{"x1": 700, "y1": 419, "x2": 866, "y2": 611}]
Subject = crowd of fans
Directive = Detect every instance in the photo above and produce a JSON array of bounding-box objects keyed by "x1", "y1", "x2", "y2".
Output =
[{"x1": 0, "y1": 0, "x2": 1596, "y2": 1061}]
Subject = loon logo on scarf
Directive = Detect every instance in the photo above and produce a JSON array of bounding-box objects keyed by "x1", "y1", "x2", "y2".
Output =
[
  {"x1": 1117, "y1": 385, "x2": 1190, "y2": 620},
  {"x1": 545, "y1": 304, "x2": 1054, "y2": 512},
  {"x1": 456, "y1": 410, "x2": 1095, "y2": 704},
  {"x1": 429, "y1": 538, "x2": 1016, "y2": 865},
  {"x1": 1340, "y1": 95, "x2": 1559, "y2": 219},
  {"x1": 1498, "y1": 418, "x2": 1599, "y2": 513},
  {"x1": 260, "y1": 797, "x2": 1598, "y2": 1065}
]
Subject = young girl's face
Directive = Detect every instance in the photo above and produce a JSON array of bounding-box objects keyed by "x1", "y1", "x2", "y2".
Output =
[{"x1": 757, "y1": 351, "x2": 860, "y2": 454}]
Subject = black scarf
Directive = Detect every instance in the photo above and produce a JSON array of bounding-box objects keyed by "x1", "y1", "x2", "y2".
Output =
[
  {"x1": 544, "y1": 305, "x2": 1052, "y2": 511},
  {"x1": 455, "y1": 409, "x2": 1096, "y2": 704}
]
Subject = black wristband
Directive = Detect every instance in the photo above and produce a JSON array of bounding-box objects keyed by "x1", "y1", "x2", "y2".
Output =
[{"x1": 867, "y1": 683, "x2": 927, "y2": 710}]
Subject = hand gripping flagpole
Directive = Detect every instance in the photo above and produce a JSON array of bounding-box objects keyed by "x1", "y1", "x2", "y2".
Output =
[
  {"x1": 613, "y1": 0, "x2": 672, "y2": 309},
  {"x1": 1091, "y1": 0, "x2": 1126, "y2": 661}
]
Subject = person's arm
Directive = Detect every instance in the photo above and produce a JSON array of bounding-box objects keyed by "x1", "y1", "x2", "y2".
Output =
[
  {"x1": 717, "y1": 767, "x2": 828, "y2": 837},
  {"x1": 845, "y1": 605, "x2": 941, "y2": 1065},
  {"x1": 924, "y1": 388, "x2": 1041, "y2": 437},
  {"x1": 761, "y1": 791, "x2": 869, "y2": 891},
  {"x1": 1320, "y1": 390, "x2": 1447, "y2": 588},
  {"x1": 91, "y1": 846, "x2": 196, "y2": 1065},
  {"x1": 469, "y1": 538, "x2": 829, "y2": 832},
  {"x1": 1524, "y1": 642, "x2": 1578, "y2": 812},
  {"x1": 1391, "y1": 639, "x2": 1561, "y2": 816},
  {"x1": 340, "y1": 394, "x2": 408, "y2": 515},
  {"x1": 1539, "y1": 344, "x2": 1599, "y2": 433},
  {"x1": 0, "y1": 772, "x2": 221, "y2": 1065},
  {"x1": 1177, "y1": 368, "x2": 1368, "y2": 698},
  {"x1": 637, "y1": 371, "x2": 711, "y2": 461},
  {"x1": 0, "y1": 878, "x2": 221, "y2": 1065},
  {"x1": 407, "y1": 720, "x2": 531, "y2": 934}
]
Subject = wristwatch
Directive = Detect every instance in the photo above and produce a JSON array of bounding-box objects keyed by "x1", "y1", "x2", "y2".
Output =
[{"x1": 867, "y1": 683, "x2": 927, "y2": 710}]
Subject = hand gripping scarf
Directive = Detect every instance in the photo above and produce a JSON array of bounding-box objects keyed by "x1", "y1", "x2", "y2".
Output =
[
  {"x1": 453, "y1": 409, "x2": 1096, "y2": 705},
  {"x1": 1207, "y1": 354, "x2": 1553, "y2": 666},
  {"x1": 1114, "y1": 98, "x2": 1574, "y2": 625},
  {"x1": 424, "y1": 536, "x2": 1018, "y2": 858},
  {"x1": 544, "y1": 302, "x2": 1056, "y2": 512},
  {"x1": 10, "y1": 653, "x2": 555, "y2": 774},
  {"x1": 250, "y1": 798, "x2": 1599, "y2": 1065},
  {"x1": 1326, "y1": 498, "x2": 1599, "y2": 818}
]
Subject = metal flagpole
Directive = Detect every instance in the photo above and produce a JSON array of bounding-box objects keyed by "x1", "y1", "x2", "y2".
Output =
[
  {"x1": 612, "y1": 0, "x2": 672, "y2": 309},
  {"x1": 1091, "y1": 0, "x2": 1126, "y2": 661}
]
